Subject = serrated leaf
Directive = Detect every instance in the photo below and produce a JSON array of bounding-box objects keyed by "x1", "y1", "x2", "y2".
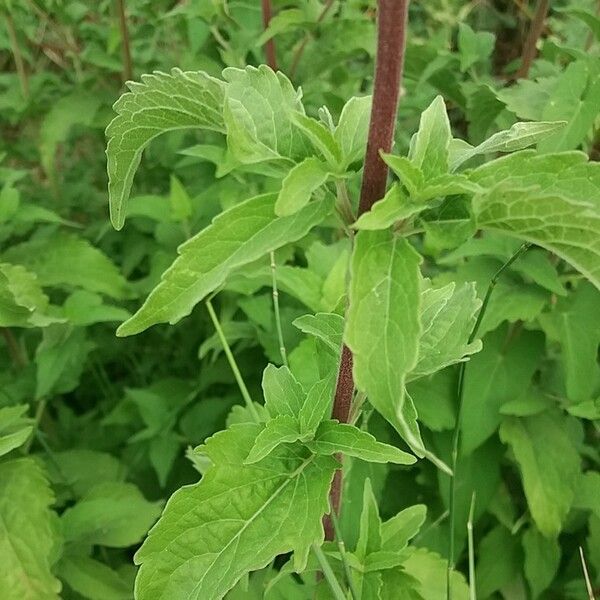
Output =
[
  {"x1": 522, "y1": 527, "x2": 560, "y2": 599},
  {"x1": 57, "y1": 556, "x2": 132, "y2": 600},
  {"x1": 61, "y1": 482, "x2": 162, "y2": 547},
  {"x1": 4, "y1": 235, "x2": 130, "y2": 299},
  {"x1": 0, "y1": 404, "x2": 33, "y2": 456},
  {"x1": 307, "y1": 421, "x2": 416, "y2": 465},
  {"x1": 135, "y1": 424, "x2": 337, "y2": 600},
  {"x1": 499, "y1": 413, "x2": 581, "y2": 537},
  {"x1": 106, "y1": 69, "x2": 225, "y2": 229},
  {"x1": 245, "y1": 415, "x2": 304, "y2": 464},
  {"x1": 346, "y1": 230, "x2": 422, "y2": 439},
  {"x1": 117, "y1": 193, "x2": 333, "y2": 335},
  {"x1": 409, "y1": 281, "x2": 482, "y2": 380},
  {"x1": 262, "y1": 364, "x2": 305, "y2": 419},
  {"x1": 293, "y1": 312, "x2": 344, "y2": 353},
  {"x1": 223, "y1": 66, "x2": 309, "y2": 166},
  {"x1": 275, "y1": 157, "x2": 330, "y2": 216},
  {"x1": 381, "y1": 504, "x2": 427, "y2": 552},
  {"x1": 409, "y1": 96, "x2": 451, "y2": 180},
  {"x1": 298, "y1": 375, "x2": 335, "y2": 434},
  {"x1": 470, "y1": 151, "x2": 600, "y2": 289},
  {"x1": 0, "y1": 458, "x2": 61, "y2": 599},
  {"x1": 334, "y1": 95, "x2": 372, "y2": 168}
]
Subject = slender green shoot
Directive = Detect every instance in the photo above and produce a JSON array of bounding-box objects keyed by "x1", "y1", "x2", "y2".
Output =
[
  {"x1": 312, "y1": 543, "x2": 347, "y2": 600},
  {"x1": 270, "y1": 250, "x2": 288, "y2": 367},
  {"x1": 579, "y1": 546, "x2": 596, "y2": 600},
  {"x1": 330, "y1": 510, "x2": 359, "y2": 600},
  {"x1": 467, "y1": 492, "x2": 477, "y2": 600},
  {"x1": 447, "y1": 242, "x2": 530, "y2": 599},
  {"x1": 206, "y1": 298, "x2": 260, "y2": 424}
]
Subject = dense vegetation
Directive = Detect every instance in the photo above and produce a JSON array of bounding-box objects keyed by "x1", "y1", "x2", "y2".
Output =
[{"x1": 1, "y1": 1, "x2": 599, "y2": 599}]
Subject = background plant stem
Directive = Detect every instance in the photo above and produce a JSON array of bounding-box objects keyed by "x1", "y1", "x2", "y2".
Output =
[
  {"x1": 261, "y1": 0, "x2": 278, "y2": 71},
  {"x1": 116, "y1": 0, "x2": 133, "y2": 82},
  {"x1": 517, "y1": 0, "x2": 549, "y2": 79},
  {"x1": 4, "y1": 10, "x2": 29, "y2": 100}
]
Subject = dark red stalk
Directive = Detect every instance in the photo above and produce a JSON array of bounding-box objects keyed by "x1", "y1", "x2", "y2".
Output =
[
  {"x1": 116, "y1": 0, "x2": 133, "y2": 82},
  {"x1": 325, "y1": 0, "x2": 410, "y2": 541},
  {"x1": 261, "y1": 0, "x2": 278, "y2": 70},
  {"x1": 516, "y1": 0, "x2": 549, "y2": 79}
]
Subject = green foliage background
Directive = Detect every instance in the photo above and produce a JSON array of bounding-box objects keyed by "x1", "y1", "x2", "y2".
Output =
[{"x1": 0, "y1": 1, "x2": 599, "y2": 598}]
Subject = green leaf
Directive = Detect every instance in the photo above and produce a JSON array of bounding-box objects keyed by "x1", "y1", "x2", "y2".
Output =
[
  {"x1": 245, "y1": 415, "x2": 304, "y2": 464},
  {"x1": 169, "y1": 175, "x2": 192, "y2": 222},
  {"x1": 117, "y1": 193, "x2": 333, "y2": 335},
  {"x1": 293, "y1": 312, "x2": 344, "y2": 353},
  {"x1": 61, "y1": 482, "x2": 163, "y2": 547},
  {"x1": 451, "y1": 121, "x2": 567, "y2": 170},
  {"x1": 457, "y1": 24, "x2": 495, "y2": 72},
  {"x1": 346, "y1": 230, "x2": 422, "y2": 439},
  {"x1": 4, "y1": 234, "x2": 130, "y2": 299},
  {"x1": 57, "y1": 555, "x2": 132, "y2": 600},
  {"x1": 381, "y1": 505, "x2": 427, "y2": 552},
  {"x1": 275, "y1": 157, "x2": 330, "y2": 216},
  {"x1": 291, "y1": 113, "x2": 342, "y2": 168},
  {"x1": 135, "y1": 424, "x2": 337, "y2": 600},
  {"x1": 0, "y1": 458, "x2": 61, "y2": 599},
  {"x1": 356, "y1": 480, "x2": 382, "y2": 560},
  {"x1": 223, "y1": 66, "x2": 309, "y2": 166},
  {"x1": 62, "y1": 291, "x2": 131, "y2": 326},
  {"x1": 381, "y1": 154, "x2": 424, "y2": 197},
  {"x1": 499, "y1": 413, "x2": 581, "y2": 537},
  {"x1": 409, "y1": 96, "x2": 452, "y2": 180},
  {"x1": 470, "y1": 151, "x2": 600, "y2": 289},
  {"x1": 106, "y1": 69, "x2": 225, "y2": 229},
  {"x1": 334, "y1": 95, "x2": 372, "y2": 168},
  {"x1": 573, "y1": 471, "x2": 600, "y2": 518},
  {"x1": 298, "y1": 375, "x2": 335, "y2": 434},
  {"x1": 522, "y1": 527, "x2": 560, "y2": 599},
  {"x1": 409, "y1": 281, "x2": 482, "y2": 380},
  {"x1": 307, "y1": 421, "x2": 416, "y2": 465},
  {"x1": 0, "y1": 404, "x2": 33, "y2": 456},
  {"x1": 262, "y1": 364, "x2": 305, "y2": 419}
]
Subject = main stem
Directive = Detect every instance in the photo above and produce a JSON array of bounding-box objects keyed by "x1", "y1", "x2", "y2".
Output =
[
  {"x1": 325, "y1": 0, "x2": 410, "y2": 541},
  {"x1": 261, "y1": 0, "x2": 278, "y2": 71}
]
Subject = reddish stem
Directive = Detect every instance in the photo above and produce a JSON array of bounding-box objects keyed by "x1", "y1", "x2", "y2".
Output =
[
  {"x1": 516, "y1": 0, "x2": 549, "y2": 79},
  {"x1": 261, "y1": 0, "x2": 278, "y2": 70},
  {"x1": 324, "y1": 0, "x2": 410, "y2": 541},
  {"x1": 116, "y1": 0, "x2": 133, "y2": 82}
]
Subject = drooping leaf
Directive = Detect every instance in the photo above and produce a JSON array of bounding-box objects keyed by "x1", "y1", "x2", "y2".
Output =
[
  {"x1": 307, "y1": 421, "x2": 416, "y2": 465},
  {"x1": 135, "y1": 424, "x2": 337, "y2": 600},
  {"x1": 0, "y1": 458, "x2": 61, "y2": 600},
  {"x1": 106, "y1": 69, "x2": 225, "y2": 229},
  {"x1": 275, "y1": 157, "x2": 330, "y2": 216},
  {"x1": 499, "y1": 413, "x2": 581, "y2": 537},
  {"x1": 345, "y1": 230, "x2": 422, "y2": 439},
  {"x1": 117, "y1": 193, "x2": 333, "y2": 335},
  {"x1": 0, "y1": 404, "x2": 33, "y2": 456}
]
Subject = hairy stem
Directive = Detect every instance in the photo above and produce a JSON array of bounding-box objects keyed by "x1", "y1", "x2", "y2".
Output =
[
  {"x1": 516, "y1": 0, "x2": 549, "y2": 79},
  {"x1": 261, "y1": 0, "x2": 278, "y2": 70},
  {"x1": 116, "y1": 0, "x2": 133, "y2": 82},
  {"x1": 447, "y1": 242, "x2": 530, "y2": 599},
  {"x1": 326, "y1": 0, "x2": 410, "y2": 541}
]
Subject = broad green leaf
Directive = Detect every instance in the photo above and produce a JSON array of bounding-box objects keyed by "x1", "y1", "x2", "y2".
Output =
[
  {"x1": 291, "y1": 113, "x2": 342, "y2": 168},
  {"x1": 381, "y1": 154, "x2": 424, "y2": 197},
  {"x1": 275, "y1": 157, "x2": 330, "y2": 216},
  {"x1": 293, "y1": 312, "x2": 344, "y2": 353},
  {"x1": 496, "y1": 77, "x2": 556, "y2": 121},
  {"x1": 461, "y1": 326, "x2": 544, "y2": 454},
  {"x1": 381, "y1": 505, "x2": 427, "y2": 552},
  {"x1": 470, "y1": 151, "x2": 600, "y2": 288},
  {"x1": 61, "y1": 482, "x2": 163, "y2": 547},
  {"x1": 245, "y1": 415, "x2": 304, "y2": 464},
  {"x1": 298, "y1": 375, "x2": 335, "y2": 434},
  {"x1": 522, "y1": 527, "x2": 560, "y2": 599},
  {"x1": 223, "y1": 66, "x2": 309, "y2": 165},
  {"x1": 4, "y1": 235, "x2": 130, "y2": 299},
  {"x1": 538, "y1": 283, "x2": 600, "y2": 402},
  {"x1": 499, "y1": 413, "x2": 581, "y2": 537},
  {"x1": 451, "y1": 121, "x2": 567, "y2": 170},
  {"x1": 262, "y1": 364, "x2": 305, "y2": 419},
  {"x1": 169, "y1": 175, "x2": 192, "y2": 222},
  {"x1": 457, "y1": 24, "x2": 495, "y2": 72},
  {"x1": 62, "y1": 291, "x2": 131, "y2": 326},
  {"x1": 106, "y1": 69, "x2": 225, "y2": 229},
  {"x1": 409, "y1": 281, "x2": 482, "y2": 380},
  {"x1": 0, "y1": 458, "x2": 61, "y2": 599},
  {"x1": 117, "y1": 193, "x2": 333, "y2": 335},
  {"x1": 334, "y1": 95, "x2": 372, "y2": 168},
  {"x1": 573, "y1": 471, "x2": 600, "y2": 519},
  {"x1": 415, "y1": 174, "x2": 481, "y2": 202},
  {"x1": 0, "y1": 404, "x2": 33, "y2": 456},
  {"x1": 135, "y1": 424, "x2": 337, "y2": 599},
  {"x1": 56, "y1": 555, "x2": 132, "y2": 600},
  {"x1": 346, "y1": 230, "x2": 422, "y2": 439},
  {"x1": 409, "y1": 96, "x2": 452, "y2": 180},
  {"x1": 307, "y1": 421, "x2": 416, "y2": 465}
]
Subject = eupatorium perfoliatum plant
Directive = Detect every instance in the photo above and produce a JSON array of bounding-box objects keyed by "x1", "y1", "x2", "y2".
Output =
[{"x1": 104, "y1": 2, "x2": 600, "y2": 599}]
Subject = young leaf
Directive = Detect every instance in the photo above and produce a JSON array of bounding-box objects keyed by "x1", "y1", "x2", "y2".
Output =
[
  {"x1": 382, "y1": 154, "x2": 425, "y2": 197},
  {"x1": 117, "y1": 193, "x2": 333, "y2": 335},
  {"x1": 134, "y1": 424, "x2": 337, "y2": 600},
  {"x1": 499, "y1": 413, "x2": 581, "y2": 537},
  {"x1": 293, "y1": 312, "x2": 344, "y2": 353},
  {"x1": 356, "y1": 480, "x2": 383, "y2": 560},
  {"x1": 457, "y1": 24, "x2": 495, "y2": 72},
  {"x1": 409, "y1": 95, "x2": 452, "y2": 180},
  {"x1": 345, "y1": 230, "x2": 422, "y2": 439},
  {"x1": 353, "y1": 184, "x2": 425, "y2": 230},
  {"x1": 381, "y1": 504, "x2": 427, "y2": 552},
  {"x1": 106, "y1": 69, "x2": 225, "y2": 229},
  {"x1": 275, "y1": 157, "x2": 330, "y2": 216},
  {"x1": 0, "y1": 404, "x2": 33, "y2": 456},
  {"x1": 298, "y1": 375, "x2": 335, "y2": 434},
  {"x1": 245, "y1": 415, "x2": 304, "y2": 464},
  {"x1": 334, "y1": 95, "x2": 372, "y2": 168},
  {"x1": 307, "y1": 421, "x2": 416, "y2": 465},
  {"x1": 0, "y1": 458, "x2": 61, "y2": 599},
  {"x1": 262, "y1": 364, "x2": 305, "y2": 419},
  {"x1": 291, "y1": 112, "x2": 342, "y2": 168}
]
